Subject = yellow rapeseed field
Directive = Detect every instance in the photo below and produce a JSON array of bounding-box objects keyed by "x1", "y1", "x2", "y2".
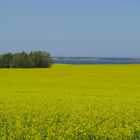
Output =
[{"x1": 0, "y1": 64, "x2": 140, "y2": 139}]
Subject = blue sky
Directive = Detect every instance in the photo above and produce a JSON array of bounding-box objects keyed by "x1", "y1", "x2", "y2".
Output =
[{"x1": 0, "y1": 0, "x2": 140, "y2": 57}]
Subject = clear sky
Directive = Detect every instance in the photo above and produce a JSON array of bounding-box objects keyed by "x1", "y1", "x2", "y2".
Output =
[{"x1": 0, "y1": 0, "x2": 140, "y2": 57}]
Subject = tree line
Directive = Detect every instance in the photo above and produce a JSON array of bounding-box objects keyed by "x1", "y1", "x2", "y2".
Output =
[{"x1": 0, "y1": 51, "x2": 53, "y2": 68}]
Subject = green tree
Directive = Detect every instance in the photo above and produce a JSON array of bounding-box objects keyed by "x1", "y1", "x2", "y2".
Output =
[
  {"x1": 0, "y1": 51, "x2": 53, "y2": 68},
  {"x1": 29, "y1": 51, "x2": 53, "y2": 68},
  {"x1": 0, "y1": 53, "x2": 13, "y2": 68},
  {"x1": 12, "y1": 52, "x2": 30, "y2": 68}
]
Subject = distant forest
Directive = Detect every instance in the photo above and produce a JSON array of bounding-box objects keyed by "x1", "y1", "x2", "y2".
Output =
[{"x1": 0, "y1": 51, "x2": 53, "y2": 68}]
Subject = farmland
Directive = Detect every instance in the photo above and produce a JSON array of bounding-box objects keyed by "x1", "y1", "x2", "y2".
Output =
[{"x1": 0, "y1": 64, "x2": 140, "y2": 139}]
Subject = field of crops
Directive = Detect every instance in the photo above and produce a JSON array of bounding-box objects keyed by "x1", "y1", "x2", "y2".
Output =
[{"x1": 0, "y1": 64, "x2": 140, "y2": 139}]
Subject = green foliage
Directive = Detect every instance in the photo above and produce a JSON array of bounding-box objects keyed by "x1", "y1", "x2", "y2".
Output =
[
  {"x1": 0, "y1": 53, "x2": 13, "y2": 68},
  {"x1": 0, "y1": 51, "x2": 53, "y2": 68},
  {"x1": 12, "y1": 52, "x2": 30, "y2": 68},
  {"x1": 29, "y1": 51, "x2": 52, "y2": 68},
  {"x1": 0, "y1": 64, "x2": 140, "y2": 139}
]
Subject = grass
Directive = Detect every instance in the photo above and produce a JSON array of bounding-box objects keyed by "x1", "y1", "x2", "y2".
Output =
[{"x1": 0, "y1": 64, "x2": 140, "y2": 139}]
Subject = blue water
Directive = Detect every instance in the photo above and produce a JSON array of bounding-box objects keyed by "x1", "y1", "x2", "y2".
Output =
[{"x1": 53, "y1": 58, "x2": 140, "y2": 64}]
